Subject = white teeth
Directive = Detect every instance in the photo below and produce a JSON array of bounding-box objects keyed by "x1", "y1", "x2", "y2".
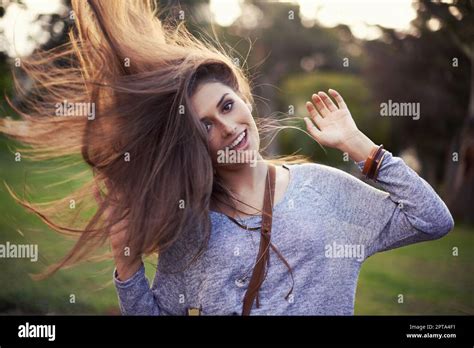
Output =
[{"x1": 228, "y1": 131, "x2": 246, "y2": 149}]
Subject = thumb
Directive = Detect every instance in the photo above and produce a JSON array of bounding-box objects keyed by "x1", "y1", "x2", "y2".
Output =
[{"x1": 304, "y1": 117, "x2": 323, "y2": 142}]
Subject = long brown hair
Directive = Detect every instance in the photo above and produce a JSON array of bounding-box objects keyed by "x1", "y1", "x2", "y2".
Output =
[{"x1": 0, "y1": 0, "x2": 310, "y2": 279}]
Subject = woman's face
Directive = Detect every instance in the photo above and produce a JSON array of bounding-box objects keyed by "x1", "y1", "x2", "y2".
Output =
[{"x1": 190, "y1": 81, "x2": 259, "y2": 169}]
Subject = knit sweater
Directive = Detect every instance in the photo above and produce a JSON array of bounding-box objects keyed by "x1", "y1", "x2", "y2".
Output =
[{"x1": 113, "y1": 150, "x2": 454, "y2": 315}]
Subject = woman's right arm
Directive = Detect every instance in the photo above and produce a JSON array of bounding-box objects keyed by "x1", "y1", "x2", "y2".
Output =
[
  {"x1": 94, "y1": 184, "x2": 162, "y2": 315},
  {"x1": 113, "y1": 262, "x2": 162, "y2": 316},
  {"x1": 109, "y1": 216, "x2": 143, "y2": 281}
]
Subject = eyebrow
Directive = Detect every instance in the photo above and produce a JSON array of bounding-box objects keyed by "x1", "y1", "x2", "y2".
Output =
[
  {"x1": 216, "y1": 93, "x2": 229, "y2": 109},
  {"x1": 200, "y1": 93, "x2": 230, "y2": 120}
]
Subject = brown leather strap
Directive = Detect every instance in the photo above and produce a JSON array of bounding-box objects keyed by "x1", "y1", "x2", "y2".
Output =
[
  {"x1": 242, "y1": 163, "x2": 276, "y2": 316},
  {"x1": 363, "y1": 144, "x2": 385, "y2": 180},
  {"x1": 368, "y1": 144, "x2": 384, "y2": 179},
  {"x1": 362, "y1": 145, "x2": 379, "y2": 177}
]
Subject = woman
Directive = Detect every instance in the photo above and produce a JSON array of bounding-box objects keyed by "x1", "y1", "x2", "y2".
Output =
[{"x1": 1, "y1": 1, "x2": 453, "y2": 315}]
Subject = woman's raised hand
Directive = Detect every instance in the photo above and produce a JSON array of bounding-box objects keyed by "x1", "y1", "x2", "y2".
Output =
[{"x1": 304, "y1": 89, "x2": 361, "y2": 150}]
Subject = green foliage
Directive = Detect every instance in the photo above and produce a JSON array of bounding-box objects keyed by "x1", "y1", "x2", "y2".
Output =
[{"x1": 278, "y1": 71, "x2": 390, "y2": 169}]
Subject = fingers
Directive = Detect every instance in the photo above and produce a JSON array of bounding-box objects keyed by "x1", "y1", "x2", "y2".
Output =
[
  {"x1": 311, "y1": 90, "x2": 347, "y2": 117},
  {"x1": 328, "y1": 89, "x2": 347, "y2": 109},
  {"x1": 304, "y1": 117, "x2": 323, "y2": 141},
  {"x1": 315, "y1": 92, "x2": 338, "y2": 114},
  {"x1": 305, "y1": 101, "x2": 324, "y2": 128},
  {"x1": 311, "y1": 93, "x2": 330, "y2": 117},
  {"x1": 318, "y1": 91, "x2": 338, "y2": 112}
]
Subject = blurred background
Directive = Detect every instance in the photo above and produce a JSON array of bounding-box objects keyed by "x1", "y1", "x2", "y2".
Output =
[{"x1": 0, "y1": 0, "x2": 472, "y2": 314}]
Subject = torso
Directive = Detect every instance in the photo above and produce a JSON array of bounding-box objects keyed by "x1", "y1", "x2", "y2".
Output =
[
  {"x1": 153, "y1": 162, "x2": 365, "y2": 315},
  {"x1": 274, "y1": 164, "x2": 291, "y2": 205}
]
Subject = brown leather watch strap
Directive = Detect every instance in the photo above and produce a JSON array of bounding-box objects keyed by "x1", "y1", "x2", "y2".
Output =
[
  {"x1": 362, "y1": 145, "x2": 379, "y2": 177},
  {"x1": 367, "y1": 144, "x2": 384, "y2": 179},
  {"x1": 241, "y1": 163, "x2": 276, "y2": 316}
]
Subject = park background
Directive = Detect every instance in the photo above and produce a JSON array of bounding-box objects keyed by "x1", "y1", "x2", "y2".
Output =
[{"x1": 0, "y1": 0, "x2": 472, "y2": 314}]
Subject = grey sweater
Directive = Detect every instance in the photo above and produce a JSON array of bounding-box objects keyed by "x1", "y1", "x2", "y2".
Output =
[{"x1": 113, "y1": 150, "x2": 454, "y2": 315}]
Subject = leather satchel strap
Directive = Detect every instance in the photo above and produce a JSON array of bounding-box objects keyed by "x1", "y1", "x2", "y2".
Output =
[{"x1": 241, "y1": 163, "x2": 276, "y2": 316}]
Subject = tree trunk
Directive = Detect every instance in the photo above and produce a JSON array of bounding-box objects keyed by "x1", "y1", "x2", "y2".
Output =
[{"x1": 445, "y1": 50, "x2": 474, "y2": 224}]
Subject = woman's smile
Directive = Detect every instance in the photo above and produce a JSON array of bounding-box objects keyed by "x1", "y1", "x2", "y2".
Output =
[{"x1": 223, "y1": 129, "x2": 249, "y2": 151}]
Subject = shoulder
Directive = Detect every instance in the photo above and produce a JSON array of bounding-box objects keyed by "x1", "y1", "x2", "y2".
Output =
[
  {"x1": 284, "y1": 162, "x2": 361, "y2": 187},
  {"x1": 283, "y1": 161, "x2": 387, "y2": 205}
]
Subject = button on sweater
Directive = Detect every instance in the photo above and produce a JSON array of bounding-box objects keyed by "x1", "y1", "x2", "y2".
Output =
[{"x1": 113, "y1": 150, "x2": 454, "y2": 315}]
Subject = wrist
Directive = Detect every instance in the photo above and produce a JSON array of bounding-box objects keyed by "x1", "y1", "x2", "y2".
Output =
[
  {"x1": 115, "y1": 258, "x2": 143, "y2": 281},
  {"x1": 340, "y1": 130, "x2": 377, "y2": 163}
]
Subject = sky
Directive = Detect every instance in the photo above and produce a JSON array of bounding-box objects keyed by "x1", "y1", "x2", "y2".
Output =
[
  {"x1": 0, "y1": 0, "x2": 420, "y2": 57},
  {"x1": 210, "y1": 0, "x2": 418, "y2": 39},
  {"x1": 296, "y1": 0, "x2": 417, "y2": 39}
]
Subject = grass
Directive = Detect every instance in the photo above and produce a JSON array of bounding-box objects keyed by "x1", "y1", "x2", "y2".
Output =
[
  {"x1": 0, "y1": 135, "x2": 166, "y2": 315},
  {"x1": 0, "y1": 136, "x2": 473, "y2": 315},
  {"x1": 355, "y1": 223, "x2": 474, "y2": 315}
]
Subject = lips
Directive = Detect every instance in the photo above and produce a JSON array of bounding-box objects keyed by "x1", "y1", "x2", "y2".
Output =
[{"x1": 224, "y1": 129, "x2": 248, "y2": 150}]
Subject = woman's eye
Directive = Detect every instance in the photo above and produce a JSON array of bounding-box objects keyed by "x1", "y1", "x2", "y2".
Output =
[
  {"x1": 203, "y1": 122, "x2": 212, "y2": 132},
  {"x1": 222, "y1": 101, "x2": 233, "y2": 113}
]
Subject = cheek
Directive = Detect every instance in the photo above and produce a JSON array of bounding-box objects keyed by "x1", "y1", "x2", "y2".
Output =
[
  {"x1": 247, "y1": 116, "x2": 259, "y2": 147},
  {"x1": 206, "y1": 103, "x2": 259, "y2": 160},
  {"x1": 207, "y1": 135, "x2": 221, "y2": 163}
]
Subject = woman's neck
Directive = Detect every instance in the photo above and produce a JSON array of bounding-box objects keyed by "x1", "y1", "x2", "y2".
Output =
[{"x1": 215, "y1": 154, "x2": 269, "y2": 217}]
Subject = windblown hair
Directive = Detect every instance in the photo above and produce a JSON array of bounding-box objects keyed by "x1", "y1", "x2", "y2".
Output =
[{"x1": 0, "y1": 0, "x2": 309, "y2": 279}]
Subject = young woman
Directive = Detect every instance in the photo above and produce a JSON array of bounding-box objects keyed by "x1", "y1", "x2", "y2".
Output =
[{"x1": 1, "y1": 1, "x2": 453, "y2": 315}]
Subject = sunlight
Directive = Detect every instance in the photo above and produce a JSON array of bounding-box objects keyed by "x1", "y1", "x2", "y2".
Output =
[
  {"x1": 297, "y1": 0, "x2": 417, "y2": 39},
  {"x1": 0, "y1": 0, "x2": 65, "y2": 57},
  {"x1": 209, "y1": 0, "x2": 243, "y2": 27}
]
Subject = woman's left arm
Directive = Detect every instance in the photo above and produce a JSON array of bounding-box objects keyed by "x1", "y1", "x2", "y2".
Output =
[{"x1": 304, "y1": 89, "x2": 454, "y2": 258}]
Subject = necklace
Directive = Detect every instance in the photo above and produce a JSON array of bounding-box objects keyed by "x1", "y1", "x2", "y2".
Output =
[
  {"x1": 226, "y1": 214, "x2": 261, "y2": 231},
  {"x1": 226, "y1": 165, "x2": 272, "y2": 291},
  {"x1": 229, "y1": 213, "x2": 260, "y2": 287}
]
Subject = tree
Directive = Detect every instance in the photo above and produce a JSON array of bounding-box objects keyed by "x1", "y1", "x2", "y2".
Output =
[
  {"x1": 364, "y1": 0, "x2": 473, "y2": 222},
  {"x1": 422, "y1": 0, "x2": 474, "y2": 223}
]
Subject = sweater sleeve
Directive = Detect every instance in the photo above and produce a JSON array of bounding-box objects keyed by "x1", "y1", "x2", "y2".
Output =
[
  {"x1": 113, "y1": 262, "x2": 161, "y2": 315},
  {"x1": 327, "y1": 150, "x2": 454, "y2": 259}
]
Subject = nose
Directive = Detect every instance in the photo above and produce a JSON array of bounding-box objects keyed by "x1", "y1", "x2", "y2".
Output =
[{"x1": 219, "y1": 118, "x2": 237, "y2": 138}]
